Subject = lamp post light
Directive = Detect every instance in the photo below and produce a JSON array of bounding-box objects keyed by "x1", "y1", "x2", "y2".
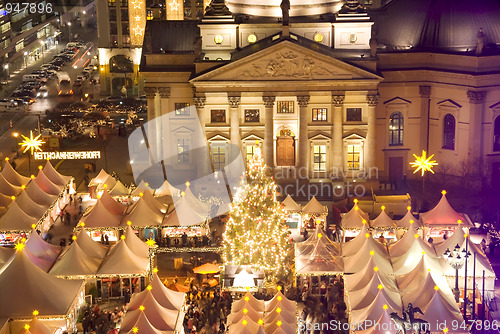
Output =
[
  {"x1": 444, "y1": 244, "x2": 471, "y2": 304},
  {"x1": 67, "y1": 22, "x2": 72, "y2": 41}
]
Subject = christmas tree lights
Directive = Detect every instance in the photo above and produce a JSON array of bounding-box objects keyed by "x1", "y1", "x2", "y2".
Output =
[{"x1": 222, "y1": 146, "x2": 293, "y2": 282}]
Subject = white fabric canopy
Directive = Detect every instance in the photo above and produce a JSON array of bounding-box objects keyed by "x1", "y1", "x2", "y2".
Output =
[
  {"x1": 89, "y1": 169, "x2": 110, "y2": 187},
  {"x1": 396, "y1": 209, "x2": 422, "y2": 228},
  {"x1": 0, "y1": 201, "x2": 37, "y2": 231},
  {"x1": 348, "y1": 273, "x2": 402, "y2": 311},
  {"x1": 301, "y1": 196, "x2": 326, "y2": 215},
  {"x1": 231, "y1": 292, "x2": 265, "y2": 313},
  {"x1": 15, "y1": 190, "x2": 47, "y2": 218},
  {"x1": 0, "y1": 173, "x2": 21, "y2": 196},
  {"x1": 120, "y1": 310, "x2": 174, "y2": 334},
  {"x1": 341, "y1": 224, "x2": 371, "y2": 256},
  {"x1": 282, "y1": 195, "x2": 301, "y2": 212},
  {"x1": 109, "y1": 180, "x2": 130, "y2": 197},
  {"x1": 370, "y1": 209, "x2": 396, "y2": 229},
  {"x1": 76, "y1": 230, "x2": 108, "y2": 260},
  {"x1": 96, "y1": 175, "x2": 117, "y2": 192},
  {"x1": 42, "y1": 161, "x2": 71, "y2": 186},
  {"x1": 0, "y1": 246, "x2": 14, "y2": 269},
  {"x1": 388, "y1": 225, "x2": 435, "y2": 258},
  {"x1": 154, "y1": 180, "x2": 180, "y2": 197},
  {"x1": 123, "y1": 226, "x2": 150, "y2": 255},
  {"x1": 34, "y1": 170, "x2": 63, "y2": 196},
  {"x1": 1, "y1": 161, "x2": 30, "y2": 186},
  {"x1": 420, "y1": 192, "x2": 472, "y2": 227},
  {"x1": 149, "y1": 273, "x2": 185, "y2": 310},
  {"x1": 25, "y1": 181, "x2": 57, "y2": 207},
  {"x1": 181, "y1": 186, "x2": 211, "y2": 217},
  {"x1": 121, "y1": 292, "x2": 178, "y2": 331},
  {"x1": 341, "y1": 205, "x2": 369, "y2": 229},
  {"x1": 97, "y1": 239, "x2": 149, "y2": 275},
  {"x1": 25, "y1": 229, "x2": 60, "y2": 263},
  {"x1": 420, "y1": 291, "x2": 466, "y2": 333},
  {"x1": 130, "y1": 180, "x2": 154, "y2": 196},
  {"x1": 80, "y1": 199, "x2": 122, "y2": 228},
  {"x1": 49, "y1": 241, "x2": 102, "y2": 276},
  {"x1": 355, "y1": 309, "x2": 397, "y2": 334},
  {"x1": 123, "y1": 197, "x2": 164, "y2": 227},
  {"x1": 350, "y1": 289, "x2": 402, "y2": 325},
  {"x1": 99, "y1": 190, "x2": 127, "y2": 215}
]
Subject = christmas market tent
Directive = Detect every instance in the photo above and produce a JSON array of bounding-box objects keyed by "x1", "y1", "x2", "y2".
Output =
[
  {"x1": 0, "y1": 173, "x2": 22, "y2": 196},
  {"x1": 228, "y1": 317, "x2": 262, "y2": 334},
  {"x1": 15, "y1": 190, "x2": 47, "y2": 218},
  {"x1": 123, "y1": 226, "x2": 150, "y2": 255},
  {"x1": 301, "y1": 196, "x2": 327, "y2": 215},
  {"x1": 419, "y1": 290, "x2": 466, "y2": 333},
  {"x1": 149, "y1": 273, "x2": 185, "y2": 310},
  {"x1": 97, "y1": 239, "x2": 149, "y2": 276},
  {"x1": 341, "y1": 204, "x2": 369, "y2": 230},
  {"x1": 349, "y1": 289, "x2": 402, "y2": 325},
  {"x1": 130, "y1": 180, "x2": 154, "y2": 196},
  {"x1": 1, "y1": 161, "x2": 30, "y2": 187},
  {"x1": 0, "y1": 250, "x2": 84, "y2": 318},
  {"x1": 231, "y1": 292, "x2": 265, "y2": 313},
  {"x1": 123, "y1": 197, "x2": 164, "y2": 227},
  {"x1": 0, "y1": 246, "x2": 14, "y2": 269},
  {"x1": 109, "y1": 180, "x2": 130, "y2": 197},
  {"x1": 295, "y1": 225, "x2": 340, "y2": 256},
  {"x1": 227, "y1": 305, "x2": 263, "y2": 325},
  {"x1": 264, "y1": 292, "x2": 296, "y2": 313},
  {"x1": 341, "y1": 224, "x2": 371, "y2": 256},
  {"x1": 354, "y1": 309, "x2": 397, "y2": 334},
  {"x1": 89, "y1": 169, "x2": 110, "y2": 187},
  {"x1": 42, "y1": 161, "x2": 72, "y2": 187},
  {"x1": 34, "y1": 170, "x2": 63, "y2": 196},
  {"x1": 25, "y1": 230, "x2": 60, "y2": 269},
  {"x1": 281, "y1": 195, "x2": 301, "y2": 212},
  {"x1": 347, "y1": 272, "x2": 402, "y2": 311},
  {"x1": 162, "y1": 208, "x2": 206, "y2": 227},
  {"x1": 99, "y1": 190, "x2": 127, "y2": 215},
  {"x1": 154, "y1": 180, "x2": 180, "y2": 197},
  {"x1": 25, "y1": 181, "x2": 57, "y2": 207},
  {"x1": 23, "y1": 315, "x2": 53, "y2": 334},
  {"x1": 96, "y1": 175, "x2": 117, "y2": 192},
  {"x1": 263, "y1": 313, "x2": 296, "y2": 334},
  {"x1": 388, "y1": 224, "x2": 435, "y2": 258},
  {"x1": 119, "y1": 310, "x2": 175, "y2": 334},
  {"x1": 396, "y1": 208, "x2": 422, "y2": 228},
  {"x1": 75, "y1": 229, "x2": 108, "y2": 260},
  {"x1": 0, "y1": 193, "x2": 12, "y2": 208},
  {"x1": 80, "y1": 199, "x2": 123, "y2": 228},
  {"x1": 295, "y1": 235, "x2": 343, "y2": 275},
  {"x1": 181, "y1": 186, "x2": 211, "y2": 218},
  {"x1": 390, "y1": 235, "x2": 440, "y2": 275},
  {"x1": 141, "y1": 190, "x2": 169, "y2": 214},
  {"x1": 370, "y1": 207, "x2": 396, "y2": 229},
  {"x1": 0, "y1": 201, "x2": 37, "y2": 232},
  {"x1": 395, "y1": 255, "x2": 445, "y2": 291},
  {"x1": 343, "y1": 244, "x2": 393, "y2": 275},
  {"x1": 420, "y1": 191, "x2": 473, "y2": 227},
  {"x1": 49, "y1": 241, "x2": 102, "y2": 276}
]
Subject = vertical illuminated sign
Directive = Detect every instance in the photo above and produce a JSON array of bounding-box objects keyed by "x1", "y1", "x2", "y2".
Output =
[{"x1": 129, "y1": 0, "x2": 146, "y2": 46}]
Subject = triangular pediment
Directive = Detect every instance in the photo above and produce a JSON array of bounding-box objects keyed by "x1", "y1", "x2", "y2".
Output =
[
  {"x1": 172, "y1": 126, "x2": 193, "y2": 135},
  {"x1": 242, "y1": 134, "x2": 263, "y2": 141},
  {"x1": 208, "y1": 134, "x2": 230, "y2": 142},
  {"x1": 437, "y1": 99, "x2": 462, "y2": 108},
  {"x1": 384, "y1": 96, "x2": 411, "y2": 105},
  {"x1": 310, "y1": 133, "x2": 331, "y2": 141},
  {"x1": 191, "y1": 40, "x2": 382, "y2": 82}
]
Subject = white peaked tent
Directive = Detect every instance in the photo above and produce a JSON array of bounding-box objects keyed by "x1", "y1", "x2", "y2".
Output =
[
  {"x1": 0, "y1": 192, "x2": 12, "y2": 208},
  {"x1": 350, "y1": 289, "x2": 402, "y2": 325},
  {"x1": 119, "y1": 311, "x2": 174, "y2": 334},
  {"x1": 99, "y1": 190, "x2": 127, "y2": 215},
  {"x1": 25, "y1": 230, "x2": 60, "y2": 264},
  {"x1": 24, "y1": 247, "x2": 56, "y2": 273},
  {"x1": 228, "y1": 317, "x2": 262, "y2": 334},
  {"x1": 227, "y1": 306, "x2": 263, "y2": 325},
  {"x1": 97, "y1": 239, "x2": 149, "y2": 276},
  {"x1": 80, "y1": 199, "x2": 123, "y2": 228},
  {"x1": 96, "y1": 175, "x2": 117, "y2": 192},
  {"x1": 0, "y1": 250, "x2": 84, "y2": 318},
  {"x1": 0, "y1": 201, "x2": 37, "y2": 232},
  {"x1": 15, "y1": 190, "x2": 47, "y2": 218},
  {"x1": 395, "y1": 255, "x2": 445, "y2": 292},
  {"x1": 142, "y1": 190, "x2": 168, "y2": 213},
  {"x1": 123, "y1": 198, "x2": 164, "y2": 227},
  {"x1": 354, "y1": 309, "x2": 397, "y2": 334},
  {"x1": 123, "y1": 226, "x2": 150, "y2": 255},
  {"x1": 348, "y1": 273, "x2": 402, "y2": 311},
  {"x1": 341, "y1": 224, "x2": 371, "y2": 256},
  {"x1": 49, "y1": 241, "x2": 102, "y2": 276},
  {"x1": 89, "y1": 169, "x2": 111, "y2": 187},
  {"x1": 25, "y1": 180, "x2": 57, "y2": 206},
  {"x1": 281, "y1": 195, "x2": 300, "y2": 212},
  {"x1": 109, "y1": 180, "x2": 130, "y2": 197},
  {"x1": 388, "y1": 225, "x2": 435, "y2": 258},
  {"x1": 0, "y1": 172, "x2": 22, "y2": 196},
  {"x1": 0, "y1": 246, "x2": 14, "y2": 269},
  {"x1": 231, "y1": 292, "x2": 265, "y2": 313},
  {"x1": 390, "y1": 236, "x2": 439, "y2": 275},
  {"x1": 296, "y1": 225, "x2": 340, "y2": 256},
  {"x1": 23, "y1": 316, "x2": 53, "y2": 334},
  {"x1": 370, "y1": 208, "x2": 396, "y2": 229},
  {"x1": 34, "y1": 170, "x2": 62, "y2": 196},
  {"x1": 420, "y1": 290, "x2": 466, "y2": 333},
  {"x1": 75, "y1": 230, "x2": 108, "y2": 260},
  {"x1": 420, "y1": 191, "x2": 472, "y2": 227},
  {"x1": 154, "y1": 180, "x2": 180, "y2": 197},
  {"x1": 396, "y1": 208, "x2": 422, "y2": 228},
  {"x1": 400, "y1": 270, "x2": 457, "y2": 310},
  {"x1": 1, "y1": 161, "x2": 30, "y2": 186},
  {"x1": 162, "y1": 206, "x2": 205, "y2": 227},
  {"x1": 344, "y1": 243, "x2": 393, "y2": 275},
  {"x1": 341, "y1": 204, "x2": 369, "y2": 229},
  {"x1": 130, "y1": 180, "x2": 154, "y2": 196},
  {"x1": 263, "y1": 314, "x2": 296, "y2": 334},
  {"x1": 182, "y1": 186, "x2": 211, "y2": 217},
  {"x1": 295, "y1": 233, "x2": 343, "y2": 275},
  {"x1": 264, "y1": 292, "x2": 296, "y2": 313},
  {"x1": 149, "y1": 273, "x2": 185, "y2": 310},
  {"x1": 301, "y1": 196, "x2": 327, "y2": 215},
  {"x1": 42, "y1": 161, "x2": 71, "y2": 187},
  {"x1": 120, "y1": 294, "x2": 178, "y2": 331}
]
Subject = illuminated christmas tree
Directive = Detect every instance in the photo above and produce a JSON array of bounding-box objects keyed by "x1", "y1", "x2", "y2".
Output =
[{"x1": 222, "y1": 146, "x2": 293, "y2": 283}]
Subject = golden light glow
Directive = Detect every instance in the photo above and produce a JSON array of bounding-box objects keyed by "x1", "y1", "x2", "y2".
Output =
[
  {"x1": 317, "y1": 233, "x2": 322, "y2": 238},
  {"x1": 24, "y1": 324, "x2": 30, "y2": 330},
  {"x1": 248, "y1": 34, "x2": 257, "y2": 43},
  {"x1": 407, "y1": 206, "x2": 411, "y2": 211},
  {"x1": 243, "y1": 308, "x2": 248, "y2": 314},
  {"x1": 10, "y1": 196, "x2": 15, "y2": 200},
  {"x1": 365, "y1": 233, "x2": 370, "y2": 238},
  {"x1": 214, "y1": 34, "x2": 224, "y2": 44},
  {"x1": 80, "y1": 222, "x2": 85, "y2": 227},
  {"x1": 276, "y1": 307, "x2": 281, "y2": 313},
  {"x1": 362, "y1": 219, "x2": 367, "y2": 224},
  {"x1": 464, "y1": 233, "x2": 468, "y2": 238},
  {"x1": 31, "y1": 224, "x2": 36, "y2": 229},
  {"x1": 242, "y1": 320, "x2": 248, "y2": 326},
  {"x1": 443, "y1": 328, "x2": 448, "y2": 333},
  {"x1": 132, "y1": 327, "x2": 139, "y2": 333},
  {"x1": 146, "y1": 285, "x2": 152, "y2": 291},
  {"x1": 353, "y1": 199, "x2": 358, "y2": 203},
  {"x1": 258, "y1": 319, "x2": 263, "y2": 325},
  {"x1": 14, "y1": 242, "x2": 25, "y2": 252},
  {"x1": 19, "y1": 131, "x2": 45, "y2": 154},
  {"x1": 129, "y1": 0, "x2": 146, "y2": 46},
  {"x1": 245, "y1": 286, "x2": 250, "y2": 291},
  {"x1": 72, "y1": 235, "x2": 77, "y2": 240},
  {"x1": 383, "y1": 304, "x2": 388, "y2": 310},
  {"x1": 33, "y1": 310, "x2": 39, "y2": 316},
  {"x1": 139, "y1": 192, "x2": 143, "y2": 197},
  {"x1": 244, "y1": 296, "x2": 249, "y2": 301},
  {"x1": 434, "y1": 285, "x2": 439, "y2": 290},
  {"x1": 457, "y1": 219, "x2": 462, "y2": 225},
  {"x1": 277, "y1": 285, "x2": 282, "y2": 291},
  {"x1": 381, "y1": 205, "x2": 386, "y2": 210},
  {"x1": 354, "y1": 206, "x2": 359, "y2": 211},
  {"x1": 21, "y1": 185, "x2": 25, "y2": 189},
  {"x1": 276, "y1": 320, "x2": 282, "y2": 327},
  {"x1": 441, "y1": 190, "x2": 447, "y2": 195},
  {"x1": 277, "y1": 296, "x2": 282, "y2": 301},
  {"x1": 373, "y1": 266, "x2": 379, "y2": 272},
  {"x1": 153, "y1": 267, "x2": 159, "y2": 273},
  {"x1": 139, "y1": 305, "x2": 145, "y2": 311},
  {"x1": 409, "y1": 219, "x2": 414, "y2": 224},
  {"x1": 167, "y1": 0, "x2": 183, "y2": 20},
  {"x1": 369, "y1": 250, "x2": 374, "y2": 256},
  {"x1": 186, "y1": 181, "x2": 190, "y2": 187},
  {"x1": 414, "y1": 234, "x2": 419, "y2": 238},
  {"x1": 422, "y1": 251, "x2": 426, "y2": 255},
  {"x1": 181, "y1": 191, "x2": 185, "y2": 196},
  {"x1": 377, "y1": 284, "x2": 383, "y2": 290},
  {"x1": 146, "y1": 238, "x2": 157, "y2": 247},
  {"x1": 127, "y1": 221, "x2": 132, "y2": 226},
  {"x1": 120, "y1": 235, "x2": 126, "y2": 240},
  {"x1": 411, "y1": 150, "x2": 438, "y2": 177},
  {"x1": 38, "y1": 165, "x2": 42, "y2": 170},
  {"x1": 314, "y1": 33, "x2": 324, "y2": 43}
]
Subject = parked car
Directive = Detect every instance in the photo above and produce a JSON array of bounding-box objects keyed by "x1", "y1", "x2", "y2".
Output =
[
  {"x1": 0, "y1": 99, "x2": 17, "y2": 108},
  {"x1": 37, "y1": 86, "x2": 48, "y2": 98},
  {"x1": 51, "y1": 59, "x2": 65, "y2": 67},
  {"x1": 76, "y1": 75, "x2": 85, "y2": 81},
  {"x1": 73, "y1": 80, "x2": 83, "y2": 87},
  {"x1": 11, "y1": 98, "x2": 26, "y2": 106}
]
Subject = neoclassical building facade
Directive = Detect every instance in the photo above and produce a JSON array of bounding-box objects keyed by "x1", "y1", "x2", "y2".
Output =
[{"x1": 139, "y1": 0, "x2": 500, "y2": 187}]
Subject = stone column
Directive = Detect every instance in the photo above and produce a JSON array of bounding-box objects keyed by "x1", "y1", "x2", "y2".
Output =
[
  {"x1": 365, "y1": 93, "x2": 379, "y2": 172},
  {"x1": 297, "y1": 95, "x2": 310, "y2": 171},
  {"x1": 144, "y1": 87, "x2": 157, "y2": 121},
  {"x1": 467, "y1": 90, "x2": 486, "y2": 161},
  {"x1": 194, "y1": 96, "x2": 206, "y2": 135},
  {"x1": 263, "y1": 96, "x2": 275, "y2": 167},
  {"x1": 156, "y1": 87, "x2": 170, "y2": 163},
  {"x1": 228, "y1": 96, "x2": 241, "y2": 147},
  {"x1": 419, "y1": 85, "x2": 431, "y2": 151},
  {"x1": 194, "y1": 95, "x2": 209, "y2": 177},
  {"x1": 331, "y1": 94, "x2": 345, "y2": 174}
]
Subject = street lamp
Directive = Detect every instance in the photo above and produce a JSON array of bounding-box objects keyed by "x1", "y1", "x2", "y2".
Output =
[
  {"x1": 3, "y1": 64, "x2": 8, "y2": 84},
  {"x1": 67, "y1": 22, "x2": 72, "y2": 41},
  {"x1": 444, "y1": 244, "x2": 471, "y2": 303}
]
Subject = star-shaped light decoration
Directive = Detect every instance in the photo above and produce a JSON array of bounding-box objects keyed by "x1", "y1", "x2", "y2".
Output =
[
  {"x1": 169, "y1": 0, "x2": 180, "y2": 11},
  {"x1": 19, "y1": 131, "x2": 45, "y2": 154},
  {"x1": 14, "y1": 241, "x2": 25, "y2": 252},
  {"x1": 276, "y1": 320, "x2": 282, "y2": 327},
  {"x1": 146, "y1": 238, "x2": 157, "y2": 247},
  {"x1": 410, "y1": 150, "x2": 438, "y2": 177},
  {"x1": 132, "y1": 26, "x2": 144, "y2": 37},
  {"x1": 134, "y1": 15, "x2": 141, "y2": 22},
  {"x1": 132, "y1": 327, "x2": 139, "y2": 333},
  {"x1": 131, "y1": 0, "x2": 142, "y2": 9}
]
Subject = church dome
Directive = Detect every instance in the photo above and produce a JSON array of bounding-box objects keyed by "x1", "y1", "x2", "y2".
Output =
[
  {"x1": 372, "y1": 0, "x2": 500, "y2": 51},
  {"x1": 226, "y1": 0, "x2": 343, "y2": 17}
]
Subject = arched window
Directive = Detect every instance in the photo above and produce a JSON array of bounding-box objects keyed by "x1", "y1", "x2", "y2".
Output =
[
  {"x1": 494, "y1": 116, "x2": 500, "y2": 152},
  {"x1": 389, "y1": 112, "x2": 404, "y2": 146},
  {"x1": 443, "y1": 114, "x2": 456, "y2": 150}
]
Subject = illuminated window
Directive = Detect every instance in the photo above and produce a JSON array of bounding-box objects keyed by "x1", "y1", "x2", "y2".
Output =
[
  {"x1": 347, "y1": 144, "x2": 360, "y2": 170},
  {"x1": 443, "y1": 114, "x2": 455, "y2": 150},
  {"x1": 277, "y1": 101, "x2": 294, "y2": 114},
  {"x1": 108, "y1": 0, "x2": 116, "y2": 6},
  {"x1": 246, "y1": 145, "x2": 255, "y2": 162},
  {"x1": 244, "y1": 109, "x2": 259, "y2": 122},
  {"x1": 494, "y1": 116, "x2": 500, "y2": 152},
  {"x1": 313, "y1": 145, "x2": 326, "y2": 171},
  {"x1": 211, "y1": 109, "x2": 226, "y2": 123},
  {"x1": 312, "y1": 108, "x2": 327, "y2": 121},
  {"x1": 147, "y1": 10, "x2": 154, "y2": 20},
  {"x1": 211, "y1": 145, "x2": 226, "y2": 170},
  {"x1": 346, "y1": 108, "x2": 362, "y2": 122},
  {"x1": 175, "y1": 103, "x2": 190, "y2": 116},
  {"x1": 389, "y1": 112, "x2": 403, "y2": 146},
  {"x1": 177, "y1": 138, "x2": 189, "y2": 163}
]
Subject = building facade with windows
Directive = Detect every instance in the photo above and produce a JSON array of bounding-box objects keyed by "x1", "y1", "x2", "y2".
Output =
[{"x1": 139, "y1": 0, "x2": 500, "y2": 188}]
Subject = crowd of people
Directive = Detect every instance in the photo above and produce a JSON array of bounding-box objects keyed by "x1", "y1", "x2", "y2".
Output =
[
  {"x1": 80, "y1": 305, "x2": 125, "y2": 334},
  {"x1": 183, "y1": 287, "x2": 232, "y2": 334}
]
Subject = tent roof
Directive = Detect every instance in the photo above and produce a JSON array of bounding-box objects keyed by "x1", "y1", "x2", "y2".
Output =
[
  {"x1": 395, "y1": 255, "x2": 444, "y2": 291},
  {"x1": 0, "y1": 246, "x2": 14, "y2": 269},
  {"x1": 0, "y1": 251, "x2": 84, "y2": 318},
  {"x1": 34, "y1": 170, "x2": 62, "y2": 196},
  {"x1": 80, "y1": 199, "x2": 122, "y2": 228},
  {"x1": 24, "y1": 316, "x2": 53, "y2": 334},
  {"x1": 181, "y1": 186, "x2": 211, "y2": 217},
  {"x1": 24, "y1": 247, "x2": 56, "y2": 272},
  {"x1": 296, "y1": 225, "x2": 340, "y2": 256},
  {"x1": 343, "y1": 245, "x2": 392, "y2": 275},
  {"x1": 149, "y1": 273, "x2": 186, "y2": 310},
  {"x1": 16, "y1": 190, "x2": 48, "y2": 218},
  {"x1": 131, "y1": 180, "x2": 154, "y2": 196},
  {"x1": 396, "y1": 209, "x2": 422, "y2": 228},
  {"x1": 388, "y1": 224, "x2": 435, "y2": 258},
  {"x1": 0, "y1": 201, "x2": 37, "y2": 232},
  {"x1": 421, "y1": 291, "x2": 466, "y2": 332},
  {"x1": 341, "y1": 224, "x2": 371, "y2": 256},
  {"x1": 228, "y1": 316, "x2": 262, "y2": 334},
  {"x1": 42, "y1": 161, "x2": 71, "y2": 186},
  {"x1": 142, "y1": 190, "x2": 169, "y2": 213},
  {"x1": 370, "y1": 209, "x2": 396, "y2": 229},
  {"x1": 0, "y1": 172, "x2": 22, "y2": 196},
  {"x1": 263, "y1": 313, "x2": 296, "y2": 333},
  {"x1": 123, "y1": 226, "x2": 150, "y2": 255},
  {"x1": 1, "y1": 161, "x2": 30, "y2": 186},
  {"x1": 295, "y1": 240, "x2": 344, "y2": 275},
  {"x1": 193, "y1": 263, "x2": 221, "y2": 274},
  {"x1": 350, "y1": 289, "x2": 402, "y2": 324},
  {"x1": 341, "y1": 205, "x2": 369, "y2": 229},
  {"x1": 25, "y1": 230, "x2": 60, "y2": 262},
  {"x1": 228, "y1": 306, "x2": 263, "y2": 325},
  {"x1": 97, "y1": 239, "x2": 149, "y2": 275},
  {"x1": 99, "y1": 190, "x2": 127, "y2": 215},
  {"x1": 49, "y1": 241, "x2": 102, "y2": 276},
  {"x1": 355, "y1": 310, "x2": 396, "y2": 334},
  {"x1": 264, "y1": 292, "x2": 296, "y2": 313},
  {"x1": 109, "y1": 180, "x2": 130, "y2": 197},
  {"x1": 120, "y1": 309, "x2": 174, "y2": 334},
  {"x1": 420, "y1": 192, "x2": 472, "y2": 227},
  {"x1": 154, "y1": 180, "x2": 180, "y2": 197},
  {"x1": 231, "y1": 292, "x2": 265, "y2": 313},
  {"x1": 162, "y1": 207, "x2": 205, "y2": 227},
  {"x1": 0, "y1": 193, "x2": 12, "y2": 208},
  {"x1": 25, "y1": 181, "x2": 56, "y2": 207},
  {"x1": 282, "y1": 195, "x2": 301, "y2": 212},
  {"x1": 348, "y1": 273, "x2": 402, "y2": 311},
  {"x1": 390, "y1": 239, "x2": 439, "y2": 275},
  {"x1": 123, "y1": 198, "x2": 164, "y2": 227},
  {"x1": 345, "y1": 266, "x2": 398, "y2": 293},
  {"x1": 96, "y1": 175, "x2": 117, "y2": 191},
  {"x1": 301, "y1": 196, "x2": 326, "y2": 215},
  {"x1": 89, "y1": 169, "x2": 110, "y2": 187},
  {"x1": 76, "y1": 230, "x2": 108, "y2": 260},
  {"x1": 401, "y1": 269, "x2": 456, "y2": 310}
]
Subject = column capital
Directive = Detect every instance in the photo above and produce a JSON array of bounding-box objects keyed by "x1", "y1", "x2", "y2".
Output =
[
  {"x1": 144, "y1": 87, "x2": 157, "y2": 99},
  {"x1": 467, "y1": 90, "x2": 486, "y2": 104},
  {"x1": 366, "y1": 93, "x2": 380, "y2": 106},
  {"x1": 297, "y1": 95, "x2": 310, "y2": 107},
  {"x1": 331, "y1": 94, "x2": 345, "y2": 106},
  {"x1": 157, "y1": 87, "x2": 171, "y2": 98},
  {"x1": 262, "y1": 96, "x2": 276, "y2": 108},
  {"x1": 193, "y1": 96, "x2": 206, "y2": 108},
  {"x1": 419, "y1": 85, "x2": 431, "y2": 98},
  {"x1": 228, "y1": 96, "x2": 241, "y2": 108}
]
